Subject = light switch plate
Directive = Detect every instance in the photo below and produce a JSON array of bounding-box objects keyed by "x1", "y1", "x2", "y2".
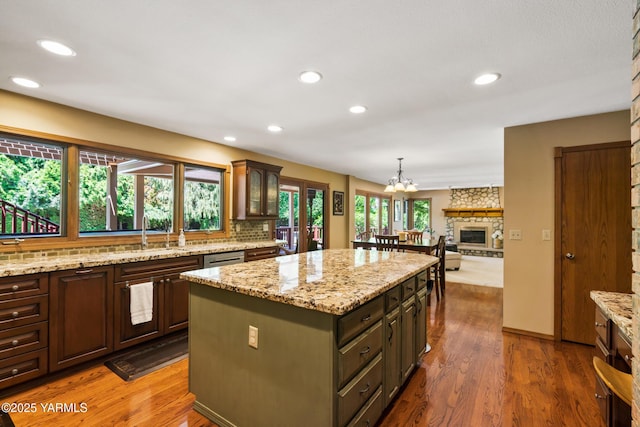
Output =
[
  {"x1": 509, "y1": 229, "x2": 522, "y2": 240},
  {"x1": 542, "y1": 229, "x2": 551, "y2": 241}
]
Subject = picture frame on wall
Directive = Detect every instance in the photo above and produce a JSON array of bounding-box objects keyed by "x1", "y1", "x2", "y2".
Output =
[
  {"x1": 333, "y1": 191, "x2": 344, "y2": 215},
  {"x1": 394, "y1": 200, "x2": 401, "y2": 221}
]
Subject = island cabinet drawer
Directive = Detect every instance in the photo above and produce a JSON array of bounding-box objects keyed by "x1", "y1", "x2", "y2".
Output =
[
  {"x1": 0, "y1": 348, "x2": 47, "y2": 389},
  {"x1": 115, "y1": 256, "x2": 202, "y2": 282},
  {"x1": 0, "y1": 322, "x2": 48, "y2": 359},
  {"x1": 338, "y1": 297, "x2": 383, "y2": 347},
  {"x1": 338, "y1": 353, "x2": 383, "y2": 427},
  {"x1": 385, "y1": 287, "x2": 401, "y2": 311},
  {"x1": 401, "y1": 278, "x2": 416, "y2": 300},
  {"x1": 0, "y1": 296, "x2": 48, "y2": 330},
  {"x1": 594, "y1": 307, "x2": 610, "y2": 348},
  {"x1": 0, "y1": 274, "x2": 48, "y2": 301},
  {"x1": 244, "y1": 246, "x2": 279, "y2": 262},
  {"x1": 346, "y1": 386, "x2": 383, "y2": 427},
  {"x1": 338, "y1": 321, "x2": 382, "y2": 388},
  {"x1": 416, "y1": 270, "x2": 428, "y2": 290},
  {"x1": 594, "y1": 375, "x2": 611, "y2": 423},
  {"x1": 614, "y1": 330, "x2": 632, "y2": 370},
  {"x1": 595, "y1": 336, "x2": 610, "y2": 363}
]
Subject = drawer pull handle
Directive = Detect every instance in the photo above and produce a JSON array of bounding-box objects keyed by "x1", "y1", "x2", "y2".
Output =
[
  {"x1": 11, "y1": 311, "x2": 19, "y2": 318},
  {"x1": 595, "y1": 322, "x2": 605, "y2": 327},
  {"x1": 388, "y1": 324, "x2": 394, "y2": 342},
  {"x1": 625, "y1": 354, "x2": 633, "y2": 362},
  {"x1": 361, "y1": 314, "x2": 371, "y2": 322},
  {"x1": 75, "y1": 269, "x2": 93, "y2": 275},
  {"x1": 359, "y1": 346, "x2": 371, "y2": 355},
  {"x1": 595, "y1": 393, "x2": 606, "y2": 400},
  {"x1": 359, "y1": 382, "x2": 370, "y2": 395},
  {"x1": 11, "y1": 285, "x2": 19, "y2": 291},
  {"x1": 165, "y1": 278, "x2": 171, "y2": 284},
  {"x1": 11, "y1": 340, "x2": 18, "y2": 347},
  {"x1": 11, "y1": 369, "x2": 18, "y2": 376},
  {"x1": 390, "y1": 296, "x2": 398, "y2": 302}
]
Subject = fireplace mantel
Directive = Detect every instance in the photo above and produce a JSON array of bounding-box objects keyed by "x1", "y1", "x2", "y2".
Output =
[{"x1": 443, "y1": 208, "x2": 504, "y2": 217}]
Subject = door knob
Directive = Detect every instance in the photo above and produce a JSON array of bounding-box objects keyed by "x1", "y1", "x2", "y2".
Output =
[{"x1": 565, "y1": 253, "x2": 575, "y2": 260}]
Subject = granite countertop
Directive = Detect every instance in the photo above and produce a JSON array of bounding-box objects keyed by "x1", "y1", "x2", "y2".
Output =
[
  {"x1": 0, "y1": 240, "x2": 285, "y2": 277},
  {"x1": 181, "y1": 248, "x2": 439, "y2": 316},
  {"x1": 590, "y1": 290, "x2": 632, "y2": 341}
]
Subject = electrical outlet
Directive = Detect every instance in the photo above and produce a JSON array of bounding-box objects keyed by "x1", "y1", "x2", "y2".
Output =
[
  {"x1": 248, "y1": 325, "x2": 258, "y2": 349},
  {"x1": 509, "y1": 229, "x2": 522, "y2": 240},
  {"x1": 263, "y1": 223, "x2": 269, "y2": 232},
  {"x1": 542, "y1": 229, "x2": 551, "y2": 241}
]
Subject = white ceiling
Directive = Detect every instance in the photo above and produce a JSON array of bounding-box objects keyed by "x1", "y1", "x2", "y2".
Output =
[{"x1": 0, "y1": 1, "x2": 632, "y2": 190}]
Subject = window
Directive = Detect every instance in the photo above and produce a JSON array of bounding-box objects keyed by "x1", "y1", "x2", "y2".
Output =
[
  {"x1": 354, "y1": 191, "x2": 391, "y2": 237},
  {"x1": 407, "y1": 198, "x2": 431, "y2": 231},
  {"x1": 79, "y1": 148, "x2": 174, "y2": 233},
  {"x1": 0, "y1": 134, "x2": 64, "y2": 237},
  {"x1": 183, "y1": 165, "x2": 224, "y2": 231}
]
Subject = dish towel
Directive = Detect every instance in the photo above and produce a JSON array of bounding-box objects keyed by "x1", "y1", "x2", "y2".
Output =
[{"x1": 130, "y1": 281, "x2": 154, "y2": 325}]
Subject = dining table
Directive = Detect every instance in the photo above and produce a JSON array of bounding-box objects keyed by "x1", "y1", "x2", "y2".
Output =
[{"x1": 351, "y1": 237, "x2": 439, "y2": 254}]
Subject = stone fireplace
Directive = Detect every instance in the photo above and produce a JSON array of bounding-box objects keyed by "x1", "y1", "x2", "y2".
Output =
[{"x1": 444, "y1": 187, "x2": 503, "y2": 258}]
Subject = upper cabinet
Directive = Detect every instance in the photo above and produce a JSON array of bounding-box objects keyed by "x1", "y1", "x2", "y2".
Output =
[{"x1": 232, "y1": 160, "x2": 282, "y2": 220}]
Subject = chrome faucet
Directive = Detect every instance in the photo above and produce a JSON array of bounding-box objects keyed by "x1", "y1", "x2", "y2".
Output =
[{"x1": 141, "y1": 215, "x2": 148, "y2": 249}]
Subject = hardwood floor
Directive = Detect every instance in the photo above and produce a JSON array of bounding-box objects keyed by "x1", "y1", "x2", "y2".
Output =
[{"x1": 0, "y1": 282, "x2": 602, "y2": 427}]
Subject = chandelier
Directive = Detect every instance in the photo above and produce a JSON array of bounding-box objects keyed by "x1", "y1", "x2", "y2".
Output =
[{"x1": 384, "y1": 157, "x2": 418, "y2": 193}]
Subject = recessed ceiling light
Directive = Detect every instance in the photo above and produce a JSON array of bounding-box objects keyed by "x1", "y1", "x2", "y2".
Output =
[
  {"x1": 349, "y1": 105, "x2": 367, "y2": 114},
  {"x1": 267, "y1": 125, "x2": 283, "y2": 133},
  {"x1": 299, "y1": 71, "x2": 322, "y2": 84},
  {"x1": 474, "y1": 73, "x2": 501, "y2": 85},
  {"x1": 224, "y1": 136, "x2": 237, "y2": 142},
  {"x1": 11, "y1": 77, "x2": 40, "y2": 88},
  {"x1": 37, "y1": 39, "x2": 76, "y2": 57}
]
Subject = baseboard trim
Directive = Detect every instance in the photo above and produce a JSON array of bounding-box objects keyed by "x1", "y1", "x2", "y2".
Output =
[{"x1": 502, "y1": 326, "x2": 555, "y2": 341}]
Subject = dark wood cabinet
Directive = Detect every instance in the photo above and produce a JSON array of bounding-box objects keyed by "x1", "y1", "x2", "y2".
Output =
[
  {"x1": 244, "y1": 246, "x2": 280, "y2": 262},
  {"x1": 232, "y1": 160, "x2": 282, "y2": 219},
  {"x1": 49, "y1": 266, "x2": 114, "y2": 372},
  {"x1": 0, "y1": 274, "x2": 49, "y2": 389},
  {"x1": 114, "y1": 256, "x2": 202, "y2": 350},
  {"x1": 593, "y1": 307, "x2": 631, "y2": 427}
]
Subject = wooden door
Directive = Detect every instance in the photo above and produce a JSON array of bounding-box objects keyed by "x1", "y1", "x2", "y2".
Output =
[{"x1": 557, "y1": 141, "x2": 631, "y2": 344}]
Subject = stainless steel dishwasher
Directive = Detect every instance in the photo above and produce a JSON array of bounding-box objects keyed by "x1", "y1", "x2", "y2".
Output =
[{"x1": 203, "y1": 250, "x2": 245, "y2": 267}]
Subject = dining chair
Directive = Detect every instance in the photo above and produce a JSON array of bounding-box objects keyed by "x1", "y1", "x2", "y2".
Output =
[
  {"x1": 375, "y1": 235, "x2": 400, "y2": 252},
  {"x1": 406, "y1": 231, "x2": 423, "y2": 244},
  {"x1": 431, "y1": 235, "x2": 446, "y2": 299}
]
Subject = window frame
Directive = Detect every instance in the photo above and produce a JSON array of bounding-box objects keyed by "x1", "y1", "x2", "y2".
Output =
[
  {"x1": 0, "y1": 127, "x2": 230, "y2": 251},
  {"x1": 354, "y1": 190, "x2": 392, "y2": 237}
]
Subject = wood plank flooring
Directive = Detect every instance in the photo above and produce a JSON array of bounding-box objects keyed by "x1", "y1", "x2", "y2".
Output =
[{"x1": 0, "y1": 282, "x2": 603, "y2": 427}]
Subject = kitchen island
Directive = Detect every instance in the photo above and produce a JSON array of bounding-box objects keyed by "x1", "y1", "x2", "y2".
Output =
[{"x1": 181, "y1": 248, "x2": 438, "y2": 427}]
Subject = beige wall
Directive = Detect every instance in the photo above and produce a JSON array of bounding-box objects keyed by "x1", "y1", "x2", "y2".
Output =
[
  {"x1": 0, "y1": 90, "x2": 350, "y2": 248},
  {"x1": 503, "y1": 110, "x2": 630, "y2": 336}
]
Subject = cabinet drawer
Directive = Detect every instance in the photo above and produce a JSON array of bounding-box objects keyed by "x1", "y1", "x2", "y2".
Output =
[
  {"x1": 594, "y1": 375, "x2": 610, "y2": 424},
  {"x1": 0, "y1": 274, "x2": 48, "y2": 301},
  {"x1": 115, "y1": 256, "x2": 202, "y2": 282},
  {"x1": 0, "y1": 348, "x2": 47, "y2": 389},
  {"x1": 594, "y1": 308, "x2": 610, "y2": 348},
  {"x1": 615, "y1": 330, "x2": 632, "y2": 370},
  {"x1": 338, "y1": 297, "x2": 383, "y2": 347},
  {"x1": 338, "y1": 353, "x2": 382, "y2": 427},
  {"x1": 416, "y1": 270, "x2": 428, "y2": 290},
  {"x1": 0, "y1": 322, "x2": 48, "y2": 359},
  {"x1": 338, "y1": 321, "x2": 382, "y2": 388},
  {"x1": 384, "y1": 287, "x2": 401, "y2": 311},
  {"x1": 595, "y1": 336, "x2": 610, "y2": 363},
  {"x1": 346, "y1": 386, "x2": 383, "y2": 427},
  {"x1": 401, "y1": 278, "x2": 416, "y2": 300},
  {"x1": 244, "y1": 246, "x2": 279, "y2": 262},
  {"x1": 0, "y1": 296, "x2": 48, "y2": 330}
]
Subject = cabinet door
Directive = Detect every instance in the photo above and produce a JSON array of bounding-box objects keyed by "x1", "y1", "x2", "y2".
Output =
[
  {"x1": 383, "y1": 308, "x2": 401, "y2": 406},
  {"x1": 416, "y1": 288, "x2": 427, "y2": 361},
  {"x1": 401, "y1": 298, "x2": 416, "y2": 383},
  {"x1": 265, "y1": 170, "x2": 280, "y2": 217},
  {"x1": 49, "y1": 266, "x2": 114, "y2": 372},
  {"x1": 114, "y1": 280, "x2": 162, "y2": 351},
  {"x1": 164, "y1": 275, "x2": 190, "y2": 333},
  {"x1": 248, "y1": 167, "x2": 264, "y2": 216}
]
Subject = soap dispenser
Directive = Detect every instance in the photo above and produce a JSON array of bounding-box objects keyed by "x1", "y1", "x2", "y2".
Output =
[{"x1": 178, "y1": 229, "x2": 186, "y2": 247}]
